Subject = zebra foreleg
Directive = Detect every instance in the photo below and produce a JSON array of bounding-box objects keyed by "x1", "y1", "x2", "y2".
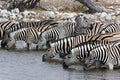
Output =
[
  {"x1": 27, "y1": 43, "x2": 32, "y2": 50},
  {"x1": 107, "y1": 62, "x2": 114, "y2": 70}
]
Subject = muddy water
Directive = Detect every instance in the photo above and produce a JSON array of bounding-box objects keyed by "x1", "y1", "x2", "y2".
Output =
[{"x1": 0, "y1": 41, "x2": 120, "y2": 80}]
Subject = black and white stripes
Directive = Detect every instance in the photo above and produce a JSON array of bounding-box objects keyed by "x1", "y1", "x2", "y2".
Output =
[
  {"x1": 103, "y1": 23, "x2": 120, "y2": 33},
  {"x1": 1, "y1": 19, "x2": 58, "y2": 48},
  {"x1": 42, "y1": 32, "x2": 120, "y2": 61},
  {"x1": 85, "y1": 44, "x2": 120, "y2": 70},
  {"x1": 0, "y1": 21, "x2": 16, "y2": 39},
  {"x1": 0, "y1": 14, "x2": 120, "y2": 70},
  {"x1": 74, "y1": 15, "x2": 108, "y2": 36},
  {"x1": 6, "y1": 27, "x2": 41, "y2": 50},
  {"x1": 38, "y1": 21, "x2": 75, "y2": 49}
]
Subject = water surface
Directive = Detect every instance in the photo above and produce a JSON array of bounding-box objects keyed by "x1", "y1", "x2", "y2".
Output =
[{"x1": 0, "y1": 41, "x2": 120, "y2": 80}]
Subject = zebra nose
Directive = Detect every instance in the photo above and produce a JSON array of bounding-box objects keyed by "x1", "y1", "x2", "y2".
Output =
[
  {"x1": 6, "y1": 45, "x2": 9, "y2": 49},
  {"x1": 63, "y1": 62, "x2": 69, "y2": 69},
  {"x1": 1, "y1": 41, "x2": 7, "y2": 48}
]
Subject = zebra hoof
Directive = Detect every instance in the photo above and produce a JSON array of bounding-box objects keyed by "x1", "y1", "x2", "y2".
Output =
[
  {"x1": 42, "y1": 54, "x2": 47, "y2": 62},
  {"x1": 83, "y1": 66, "x2": 89, "y2": 70},
  {"x1": 63, "y1": 62, "x2": 69, "y2": 69}
]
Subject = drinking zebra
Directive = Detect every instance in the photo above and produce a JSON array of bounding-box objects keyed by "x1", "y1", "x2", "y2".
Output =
[
  {"x1": 42, "y1": 32, "x2": 120, "y2": 61},
  {"x1": 38, "y1": 21, "x2": 75, "y2": 49},
  {"x1": 6, "y1": 27, "x2": 41, "y2": 50},
  {"x1": 1, "y1": 19, "x2": 58, "y2": 48},
  {"x1": 63, "y1": 40, "x2": 120, "y2": 69},
  {"x1": 84, "y1": 44, "x2": 120, "y2": 70}
]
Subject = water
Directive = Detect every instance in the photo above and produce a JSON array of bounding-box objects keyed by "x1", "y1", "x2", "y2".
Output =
[{"x1": 0, "y1": 41, "x2": 120, "y2": 80}]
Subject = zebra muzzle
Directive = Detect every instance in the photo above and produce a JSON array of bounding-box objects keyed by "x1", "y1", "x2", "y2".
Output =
[
  {"x1": 63, "y1": 62, "x2": 69, "y2": 69},
  {"x1": 1, "y1": 40, "x2": 8, "y2": 48},
  {"x1": 42, "y1": 54, "x2": 47, "y2": 62}
]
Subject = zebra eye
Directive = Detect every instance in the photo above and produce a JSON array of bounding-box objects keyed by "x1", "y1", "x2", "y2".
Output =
[{"x1": 47, "y1": 49, "x2": 50, "y2": 52}]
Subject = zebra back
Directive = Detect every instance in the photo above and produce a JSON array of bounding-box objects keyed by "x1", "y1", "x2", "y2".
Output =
[
  {"x1": 90, "y1": 22, "x2": 107, "y2": 34},
  {"x1": 41, "y1": 22, "x2": 75, "y2": 41},
  {"x1": 88, "y1": 32, "x2": 120, "y2": 41},
  {"x1": 5, "y1": 19, "x2": 57, "y2": 33},
  {"x1": 13, "y1": 28, "x2": 39, "y2": 42},
  {"x1": 103, "y1": 23, "x2": 120, "y2": 33},
  {"x1": 36, "y1": 21, "x2": 58, "y2": 33}
]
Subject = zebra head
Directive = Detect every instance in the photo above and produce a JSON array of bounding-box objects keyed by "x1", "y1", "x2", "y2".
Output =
[
  {"x1": 75, "y1": 14, "x2": 91, "y2": 28},
  {"x1": 42, "y1": 48, "x2": 55, "y2": 62},
  {"x1": 42, "y1": 43, "x2": 56, "y2": 62},
  {"x1": 5, "y1": 31, "x2": 17, "y2": 49},
  {"x1": 63, "y1": 48, "x2": 80, "y2": 69},
  {"x1": 6, "y1": 39, "x2": 16, "y2": 49},
  {"x1": 1, "y1": 31, "x2": 10, "y2": 48}
]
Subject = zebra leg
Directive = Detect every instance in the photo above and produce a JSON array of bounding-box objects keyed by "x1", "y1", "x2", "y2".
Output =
[
  {"x1": 107, "y1": 62, "x2": 114, "y2": 70},
  {"x1": 117, "y1": 60, "x2": 120, "y2": 69},
  {"x1": 6, "y1": 39, "x2": 16, "y2": 49},
  {"x1": 27, "y1": 43, "x2": 32, "y2": 50},
  {"x1": 36, "y1": 45, "x2": 39, "y2": 50}
]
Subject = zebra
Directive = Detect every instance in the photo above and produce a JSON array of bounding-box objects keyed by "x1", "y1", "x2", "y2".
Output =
[
  {"x1": 74, "y1": 14, "x2": 108, "y2": 36},
  {"x1": 84, "y1": 44, "x2": 120, "y2": 70},
  {"x1": 6, "y1": 27, "x2": 41, "y2": 50},
  {"x1": 38, "y1": 21, "x2": 75, "y2": 49},
  {"x1": 42, "y1": 32, "x2": 120, "y2": 61},
  {"x1": 74, "y1": 14, "x2": 120, "y2": 36},
  {"x1": 103, "y1": 23, "x2": 120, "y2": 33},
  {"x1": 1, "y1": 19, "x2": 58, "y2": 48},
  {"x1": 62, "y1": 40, "x2": 120, "y2": 69},
  {"x1": 5, "y1": 21, "x2": 59, "y2": 50},
  {"x1": 0, "y1": 21, "x2": 17, "y2": 39}
]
